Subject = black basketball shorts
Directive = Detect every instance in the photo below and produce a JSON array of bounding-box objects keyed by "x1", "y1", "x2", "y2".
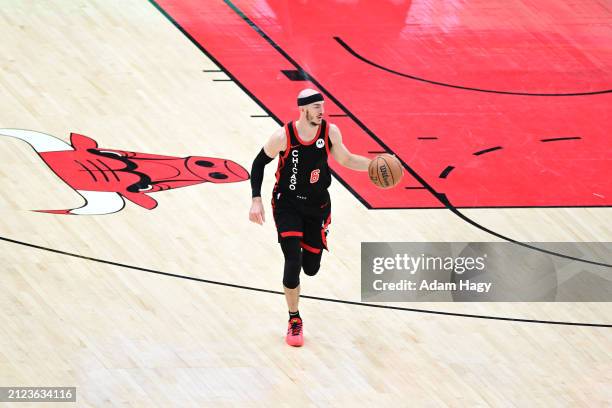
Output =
[{"x1": 271, "y1": 191, "x2": 332, "y2": 254}]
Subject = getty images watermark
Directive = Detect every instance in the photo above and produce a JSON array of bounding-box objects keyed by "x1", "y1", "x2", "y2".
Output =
[
  {"x1": 361, "y1": 242, "x2": 612, "y2": 302},
  {"x1": 371, "y1": 252, "x2": 490, "y2": 293}
]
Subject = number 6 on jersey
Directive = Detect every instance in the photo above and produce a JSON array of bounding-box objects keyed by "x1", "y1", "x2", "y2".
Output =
[{"x1": 310, "y1": 169, "x2": 320, "y2": 184}]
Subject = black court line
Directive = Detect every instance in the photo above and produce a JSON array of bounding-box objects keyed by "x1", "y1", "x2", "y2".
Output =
[
  {"x1": 281, "y1": 69, "x2": 310, "y2": 81},
  {"x1": 147, "y1": 0, "x2": 611, "y2": 271},
  {"x1": 203, "y1": 69, "x2": 223, "y2": 72},
  {"x1": 334, "y1": 37, "x2": 612, "y2": 97},
  {"x1": 373, "y1": 204, "x2": 612, "y2": 210},
  {"x1": 250, "y1": 114, "x2": 271, "y2": 118},
  {"x1": 418, "y1": 137, "x2": 438, "y2": 140},
  {"x1": 541, "y1": 137, "x2": 582, "y2": 143},
  {"x1": 473, "y1": 146, "x2": 503, "y2": 156},
  {"x1": 439, "y1": 166, "x2": 455, "y2": 179},
  {"x1": 1, "y1": 234, "x2": 609, "y2": 328},
  {"x1": 404, "y1": 186, "x2": 426, "y2": 190},
  {"x1": 214, "y1": 1, "x2": 609, "y2": 211},
  {"x1": 213, "y1": 78, "x2": 234, "y2": 82},
  {"x1": 212, "y1": 0, "x2": 612, "y2": 268}
]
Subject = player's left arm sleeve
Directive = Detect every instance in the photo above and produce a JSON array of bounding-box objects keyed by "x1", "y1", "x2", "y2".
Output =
[{"x1": 329, "y1": 125, "x2": 370, "y2": 171}]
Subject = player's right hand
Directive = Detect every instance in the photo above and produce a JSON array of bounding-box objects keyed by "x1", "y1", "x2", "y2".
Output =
[{"x1": 249, "y1": 197, "x2": 265, "y2": 225}]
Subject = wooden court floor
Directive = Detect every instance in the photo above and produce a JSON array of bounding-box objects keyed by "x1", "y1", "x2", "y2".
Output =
[{"x1": 0, "y1": 1, "x2": 610, "y2": 406}]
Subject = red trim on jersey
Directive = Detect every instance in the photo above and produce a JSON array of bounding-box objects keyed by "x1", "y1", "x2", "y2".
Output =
[
  {"x1": 293, "y1": 121, "x2": 321, "y2": 146},
  {"x1": 282, "y1": 124, "x2": 291, "y2": 158},
  {"x1": 270, "y1": 193, "x2": 280, "y2": 232},
  {"x1": 281, "y1": 231, "x2": 303, "y2": 238},
  {"x1": 300, "y1": 242, "x2": 322, "y2": 254},
  {"x1": 274, "y1": 124, "x2": 292, "y2": 185},
  {"x1": 321, "y1": 213, "x2": 332, "y2": 249}
]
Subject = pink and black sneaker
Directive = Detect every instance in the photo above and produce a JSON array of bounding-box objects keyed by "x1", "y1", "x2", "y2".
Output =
[{"x1": 286, "y1": 317, "x2": 304, "y2": 347}]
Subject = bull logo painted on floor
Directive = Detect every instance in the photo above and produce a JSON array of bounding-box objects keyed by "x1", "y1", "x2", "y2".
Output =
[{"x1": 0, "y1": 129, "x2": 250, "y2": 215}]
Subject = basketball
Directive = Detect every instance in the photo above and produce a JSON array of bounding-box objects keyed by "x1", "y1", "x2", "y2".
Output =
[{"x1": 368, "y1": 154, "x2": 403, "y2": 189}]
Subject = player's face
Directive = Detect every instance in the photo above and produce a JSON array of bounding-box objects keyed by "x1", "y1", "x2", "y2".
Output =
[{"x1": 305, "y1": 102, "x2": 324, "y2": 126}]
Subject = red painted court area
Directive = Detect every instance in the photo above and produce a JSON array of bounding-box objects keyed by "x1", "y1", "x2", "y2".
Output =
[{"x1": 155, "y1": 0, "x2": 612, "y2": 209}]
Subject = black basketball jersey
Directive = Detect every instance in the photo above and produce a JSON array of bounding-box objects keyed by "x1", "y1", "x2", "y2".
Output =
[{"x1": 273, "y1": 120, "x2": 333, "y2": 199}]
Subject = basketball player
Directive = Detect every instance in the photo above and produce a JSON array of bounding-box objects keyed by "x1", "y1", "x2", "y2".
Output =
[{"x1": 249, "y1": 89, "x2": 371, "y2": 346}]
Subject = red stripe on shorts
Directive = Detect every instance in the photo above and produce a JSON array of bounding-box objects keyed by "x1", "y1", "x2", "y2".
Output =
[{"x1": 280, "y1": 231, "x2": 303, "y2": 238}]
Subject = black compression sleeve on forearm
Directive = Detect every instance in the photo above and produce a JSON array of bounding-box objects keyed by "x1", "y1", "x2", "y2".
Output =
[{"x1": 251, "y1": 148, "x2": 274, "y2": 198}]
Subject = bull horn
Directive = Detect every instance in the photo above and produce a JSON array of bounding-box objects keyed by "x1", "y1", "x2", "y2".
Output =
[
  {"x1": 0, "y1": 128, "x2": 73, "y2": 152},
  {"x1": 36, "y1": 190, "x2": 126, "y2": 215}
]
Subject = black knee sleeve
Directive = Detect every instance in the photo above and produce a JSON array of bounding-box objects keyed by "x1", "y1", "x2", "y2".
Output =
[
  {"x1": 302, "y1": 250, "x2": 322, "y2": 276},
  {"x1": 281, "y1": 238, "x2": 302, "y2": 289}
]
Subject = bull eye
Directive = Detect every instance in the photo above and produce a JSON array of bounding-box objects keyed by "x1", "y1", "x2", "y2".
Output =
[
  {"x1": 195, "y1": 160, "x2": 215, "y2": 167},
  {"x1": 209, "y1": 172, "x2": 228, "y2": 180}
]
